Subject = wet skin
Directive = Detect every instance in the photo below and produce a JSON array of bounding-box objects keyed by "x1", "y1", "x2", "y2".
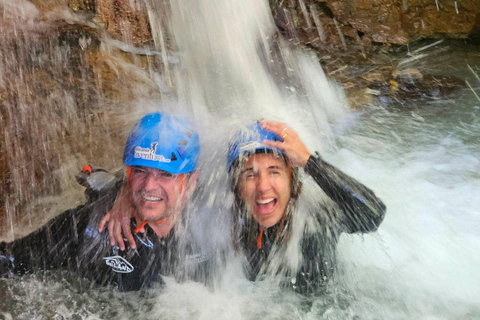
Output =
[
  {"x1": 129, "y1": 166, "x2": 188, "y2": 222},
  {"x1": 237, "y1": 154, "x2": 291, "y2": 228}
]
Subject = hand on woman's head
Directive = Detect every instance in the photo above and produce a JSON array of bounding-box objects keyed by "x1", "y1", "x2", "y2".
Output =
[{"x1": 260, "y1": 120, "x2": 311, "y2": 168}]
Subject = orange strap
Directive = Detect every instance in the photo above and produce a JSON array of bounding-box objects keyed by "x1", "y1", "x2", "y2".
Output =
[
  {"x1": 257, "y1": 227, "x2": 264, "y2": 249},
  {"x1": 82, "y1": 164, "x2": 93, "y2": 175},
  {"x1": 126, "y1": 166, "x2": 132, "y2": 182},
  {"x1": 134, "y1": 217, "x2": 169, "y2": 233},
  {"x1": 177, "y1": 173, "x2": 186, "y2": 193}
]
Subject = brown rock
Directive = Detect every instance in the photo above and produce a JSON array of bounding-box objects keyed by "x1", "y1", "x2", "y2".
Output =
[
  {"x1": 324, "y1": 0, "x2": 410, "y2": 44},
  {"x1": 96, "y1": 0, "x2": 152, "y2": 44},
  {"x1": 361, "y1": 72, "x2": 387, "y2": 83},
  {"x1": 402, "y1": 2, "x2": 477, "y2": 38},
  {"x1": 392, "y1": 68, "x2": 424, "y2": 81},
  {"x1": 68, "y1": 0, "x2": 95, "y2": 13},
  {"x1": 345, "y1": 87, "x2": 373, "y2": 108}
]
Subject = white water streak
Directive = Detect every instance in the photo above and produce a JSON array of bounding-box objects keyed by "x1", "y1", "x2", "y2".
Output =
[{"x1": 310, "y1": 4, "x2": 326, "y2": 43}]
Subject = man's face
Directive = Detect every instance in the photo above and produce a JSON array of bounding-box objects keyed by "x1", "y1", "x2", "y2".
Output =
[
  {"x1": 129, "y1": 166, "x2": 195, "y2": 222},
  {"x1": 237, "y1": 153, "x2": 291, "y2": 228}
]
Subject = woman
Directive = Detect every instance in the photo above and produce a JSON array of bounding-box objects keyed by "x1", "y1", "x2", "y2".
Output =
[{"x1": 227, "y1": 120, "x2": 386, "y2": 293}]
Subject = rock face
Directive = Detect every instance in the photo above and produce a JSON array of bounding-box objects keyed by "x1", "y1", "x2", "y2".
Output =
[
  {"x1": 325, "y1": 0, "x2": 410, "y2": 44},
  {"x1": 96, "y1": 0, "x2": 152, "y2": 44},
  {"x1": 270, "y1": 0, "x2": 478, "y2": 52},
  {"x1": 0, "y1": 0, "x2": 160, "y2": 233},
  {"x1": 401, "y1": 0, "x2": 478, "y2": 39}
]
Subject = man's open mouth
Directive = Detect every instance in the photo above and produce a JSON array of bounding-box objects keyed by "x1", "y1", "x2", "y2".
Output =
[{"x1": 142, "y1": 194, "x2": 164, "y2": 202}]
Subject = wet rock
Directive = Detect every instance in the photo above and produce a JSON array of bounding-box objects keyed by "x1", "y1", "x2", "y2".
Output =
[
  {"x1": 68, "y1": 0, "x2": 95, "y2": 13},
  {"x1": 367, "y1": 72, "x2": 465, "y2": 106},
  {"x1": 402, "y1": 1, "x2": 477, "y2": 39},
  {"x1": 0, "y1": 15, "x2": 149, "y2": 228},
  {"x1": 270, "y1": 0, "x2": 479, "y2": 53},
  {"x1": 85, "y1": 48, "x2": 163, "y2": 101},
  {"x1": 321, "y1": 53, "x2": 464, "y2": 108},
  {"x1": 96, "y1": 0, "x2": 152, "y2": 44},
  {"x1": 326, "y1": 0, "x2": 410, "y2": 45},
  {"x1": 392, "y1": 68, "x2": 424, "y2": 82}
]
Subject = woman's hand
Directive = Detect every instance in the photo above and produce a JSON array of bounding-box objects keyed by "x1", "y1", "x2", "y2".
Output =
[
  {"x1": 261, "y1": 120, "x2": 311, "y2": 168},
  {"x1": 98, "y1": 184, "x2": 138, "y2": 250}
]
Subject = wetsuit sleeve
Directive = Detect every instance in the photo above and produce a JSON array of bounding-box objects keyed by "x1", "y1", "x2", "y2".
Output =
[
  {"x1": 0, "y1": 204, "x2": 92, "y2": 277},
  {"x1": 304, "y1": 152, "x2": 386, "y2": 233}
]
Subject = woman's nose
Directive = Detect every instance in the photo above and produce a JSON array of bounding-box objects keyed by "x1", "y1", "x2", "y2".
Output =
[{"x1": 257, "y1": 173, "x2": 272, "y2": 192}]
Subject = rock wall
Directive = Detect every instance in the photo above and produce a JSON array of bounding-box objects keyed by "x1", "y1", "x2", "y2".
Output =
[
  {"x1": 270, "y1": 0, "x2": 478, "y2": 53},
  {"x1": 0, "y1": 0, "x2": 160, "y2": 233}
]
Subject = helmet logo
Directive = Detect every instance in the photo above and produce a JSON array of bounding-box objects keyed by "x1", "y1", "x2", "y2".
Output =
[
  {"x1": 134, "y1": 142, "x2": 171, "y2": 163},
  {"x1": 239, "y1": 141, "x2": 265, "y2": 152}
]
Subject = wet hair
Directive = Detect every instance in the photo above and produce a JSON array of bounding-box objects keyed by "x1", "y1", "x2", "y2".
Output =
[{"x1": 229, "y1": 150, "x2": 302, "y2": 252}]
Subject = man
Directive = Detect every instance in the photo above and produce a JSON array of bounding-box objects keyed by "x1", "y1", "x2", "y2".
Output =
[{"x1": 0, "y1": 112, "x2": 210, "y2": 291}]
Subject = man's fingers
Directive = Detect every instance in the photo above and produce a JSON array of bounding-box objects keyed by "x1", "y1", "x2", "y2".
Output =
[
  {"x1": 107, "y1": 216, "x2": 114, "y2": 242},
  {"x1": 113, "y1": 221, "x2": 126, "y2": 251},
  {"x1": 122, "y1": 218, "x2": 136, "y2": 249},
  {"x1": 98, "y1": 212, "x2": 111, "y2": 232},
  {"x1": 108, "y1": 220, "x2": 116, "y2": 247}
]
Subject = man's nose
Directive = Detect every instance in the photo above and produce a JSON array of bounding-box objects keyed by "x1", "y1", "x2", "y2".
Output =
[{"x1": 144, "y1": 172, "x2": 160, "y2": 190}]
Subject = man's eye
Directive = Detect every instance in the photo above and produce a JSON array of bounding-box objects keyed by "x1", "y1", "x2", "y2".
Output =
[
  {"x1": 160, "y1": 172, "x2": 174, "y2": 178},
  {"x1": 133, "y1": 167, "x2": 146, "y2": 174}
]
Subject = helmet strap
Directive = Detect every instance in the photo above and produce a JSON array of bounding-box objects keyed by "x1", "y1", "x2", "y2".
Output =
[
  {"x1": 126, "y1": 166, "x2": 132, "y2": 182},
  {"x1": 134, "y1": 217, "x2": 169, "y2": 233}
]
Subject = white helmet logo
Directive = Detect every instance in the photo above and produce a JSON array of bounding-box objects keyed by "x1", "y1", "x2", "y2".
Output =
[{"x1": 134, "y1": 142, "x2": 171, "y2": 163}]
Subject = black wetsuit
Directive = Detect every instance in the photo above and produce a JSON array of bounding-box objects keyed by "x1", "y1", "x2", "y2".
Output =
[
  {"x1": 0, "y1": 181, "x2": 212, "y2": 292},
  {"x1": 241, "y1": 153, "x2": 387, "y2": 294}
]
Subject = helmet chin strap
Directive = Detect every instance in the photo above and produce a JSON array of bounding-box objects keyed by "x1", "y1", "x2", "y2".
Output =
[{"x1": 134, "y1": 217, "x2": 169, "y2": 233}]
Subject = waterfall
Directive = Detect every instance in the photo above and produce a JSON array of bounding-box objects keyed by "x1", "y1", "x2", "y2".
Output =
[{"x1": 1, "y1": 0, "x2": 479, "y2": 319}]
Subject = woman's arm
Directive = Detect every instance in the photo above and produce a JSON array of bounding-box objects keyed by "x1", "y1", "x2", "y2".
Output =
[
  {"x1": 305, "y1": 153, "x2": 386, "y2": 233},
  {"x1": 261, "y1": 119, "x2": 386, "y2": 233}
]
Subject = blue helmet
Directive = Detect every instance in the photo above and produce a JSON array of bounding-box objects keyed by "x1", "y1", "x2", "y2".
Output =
[
  {"x1": 123, "y1": 112, "x2": 200, "y2": 174},
  {"x1": 227, "y1": 122, "x2": 284, "y2": 172}
]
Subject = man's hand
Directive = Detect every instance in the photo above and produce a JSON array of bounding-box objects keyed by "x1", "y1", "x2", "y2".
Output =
[
  {"x1": 98, "y1": 184, "x2": 138, "y2": 250},
  {"x1": 261, "y1": 120, "x2": 311, "y2": 168}
]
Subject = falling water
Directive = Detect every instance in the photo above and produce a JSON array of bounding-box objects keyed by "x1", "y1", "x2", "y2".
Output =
[{"x1": 1, "y1": 0, "x2": 480, "y2": 319}]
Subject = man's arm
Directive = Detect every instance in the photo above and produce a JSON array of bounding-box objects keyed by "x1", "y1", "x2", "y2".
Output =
[
  {"x1": 304, "y1": 153, "x2": 386, "y2": 233},
  {"x1": 0, "y1": 205, "x2": 90, "y2": 276}
]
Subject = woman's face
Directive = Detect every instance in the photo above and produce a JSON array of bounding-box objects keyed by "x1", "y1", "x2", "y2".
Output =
[{"x1": 236, "y1": 153, "x2": 291, "y2": 228}]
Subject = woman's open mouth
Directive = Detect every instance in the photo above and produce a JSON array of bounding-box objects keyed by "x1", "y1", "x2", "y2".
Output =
[{"x1": 255, "y1": 198, "x2": 277, "y2": 215}]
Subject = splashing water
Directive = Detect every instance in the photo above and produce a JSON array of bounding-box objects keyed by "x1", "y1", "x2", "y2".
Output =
[{"x1": 1, "y1": 0, "x2": 480, "y2": 319}]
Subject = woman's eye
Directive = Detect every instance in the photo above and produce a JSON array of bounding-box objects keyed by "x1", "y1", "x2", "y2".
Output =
[{"x1": 244, "y1": 172, "x2": 255, "y2": 179}]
